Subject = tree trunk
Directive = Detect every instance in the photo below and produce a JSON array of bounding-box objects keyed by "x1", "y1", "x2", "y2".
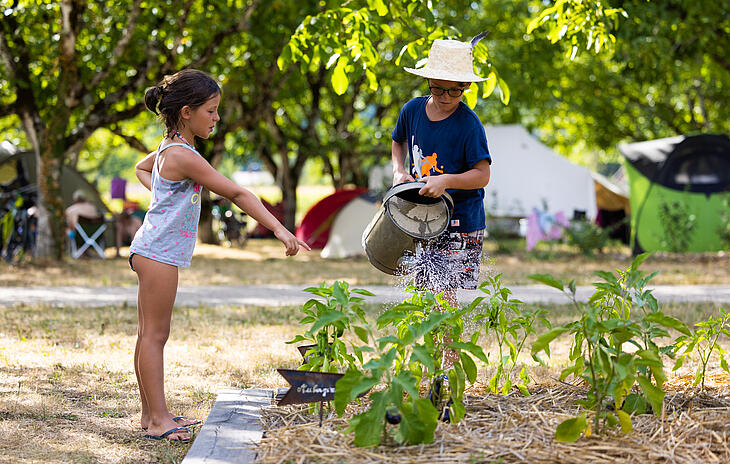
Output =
[
  {"x1": 38, "y1": 141, "x2": 66, "y2": 259},
  {"x1": 196, "y1": 137, "x2": 226, "y2": 244},
  {"x1": 197, "y1": 189, "x2": 216, "y2": 244},
  {"x1": 280, "y1": 169, "x2": 298, "y2": 232}
]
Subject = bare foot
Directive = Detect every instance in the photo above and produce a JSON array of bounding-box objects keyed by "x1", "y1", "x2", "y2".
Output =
[{"x1": 141, "y1": 413, "x2": 201, "y2": 430}]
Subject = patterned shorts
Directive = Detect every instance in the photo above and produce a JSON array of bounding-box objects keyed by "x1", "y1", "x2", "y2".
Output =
[{"x1": 414, "y1": 229, "x2": 484, "y2": 291}]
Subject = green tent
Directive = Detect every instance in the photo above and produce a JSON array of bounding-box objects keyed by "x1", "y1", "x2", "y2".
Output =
[
  {"x1": 0, "y1": 141, "x2": 114, "y2": 247},
  {"x1": 619, "y1": 134, "x2": 730, "y2": 253}
]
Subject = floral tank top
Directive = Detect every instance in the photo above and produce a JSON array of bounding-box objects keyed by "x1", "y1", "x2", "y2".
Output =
[{"x1": 129, "y1": 142, "x2": 202, "y2": 268}]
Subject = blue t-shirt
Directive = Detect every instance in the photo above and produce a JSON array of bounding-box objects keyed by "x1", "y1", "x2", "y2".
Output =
[{"x1": 392, "y1": 96, "x2": 491, "y2": 233}]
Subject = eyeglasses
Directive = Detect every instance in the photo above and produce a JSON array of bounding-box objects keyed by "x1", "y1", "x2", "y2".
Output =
[{"x1": 429, "y1": 85, "x2": 466, "y2": 97}]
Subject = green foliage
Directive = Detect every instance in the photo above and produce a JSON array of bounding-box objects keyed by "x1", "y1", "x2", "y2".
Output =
[
  {"x1": 673, "y1": 308, "x2": 730, "y2": 392},
  {"x1": 717, "y1": 197, "x2": 730, "y2": 250},
  {"x1": 529, "y1": 253, "x2": 690, "y2": 441},
  {"x1": 1, "y1": 0, "x2": 267, "y2": 256},
  {"x1": 334, "y1": 288, "x2": 486, "y2": 446},
  {"x1": 527, "y1": 0, "x2": 626, "y2": 58},
  {"x1": 280, "y1": 0, "x2": 508, "y2": 106},
  {"x1": 484, "y1": 1, "x2": 730, "y2": 164},
  {"x1": 473, "y1": 275, "x2": 550, "y2": 395},
  {"x1": 287, "y1": 281, "x2": 373, "y2": 373},
  {"x1": 564, "y1": 218, "x2": 617, "y2": 256},
  {"x1": 657, "y1": 196, "x2": 696, "y2": 252}
]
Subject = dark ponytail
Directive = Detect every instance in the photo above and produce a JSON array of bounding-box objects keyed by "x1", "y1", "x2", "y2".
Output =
[
  {"x1": 144, "y1": 69, "x2": 220, "y2": 134},
  {"x1": 144, "y1": 85, "x2": 164, "y2": 115}
]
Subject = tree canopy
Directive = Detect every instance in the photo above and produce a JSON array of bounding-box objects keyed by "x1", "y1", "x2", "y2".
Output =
[{"x1": 1, "y1": 0, "x2": 728, "y2": 260}]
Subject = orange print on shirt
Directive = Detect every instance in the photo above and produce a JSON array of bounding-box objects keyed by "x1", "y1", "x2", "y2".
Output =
[{"x1": 420, "y1": 153, "x2": 443, "y2": 177}]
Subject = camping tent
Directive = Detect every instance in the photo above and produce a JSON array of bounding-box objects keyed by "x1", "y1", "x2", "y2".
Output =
[
  {"x1": 619, "y1": 134, "x2": 730, "y2": 253},
  {"x1": 0, "y1": 141, "x2": 110, "y2": 214},
  {"x1": 0, "y1": 142, "x2": 116, "y2": 245},
  {"x1": 483, "y1": 125, "x2": 597, "y2": 220},
  {"x1": 321, "y1": 195, "x2": 379, "y2": 258},
  {"x1": 296, "y1": 188, "x2": 368, "y2": 249}
]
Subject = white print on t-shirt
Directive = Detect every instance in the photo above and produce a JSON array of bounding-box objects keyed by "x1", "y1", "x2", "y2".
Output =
[
  {"x1": 411, "y1": 135, "x2": 444, "y2": 179},
  {"x1": 411, "y1": 135, "x2": 424, "y2": 179}
]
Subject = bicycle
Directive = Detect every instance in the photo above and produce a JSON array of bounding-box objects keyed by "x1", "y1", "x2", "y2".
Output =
[{"x1": 0, "y1": 186, "x2": 38, "y2": 264}]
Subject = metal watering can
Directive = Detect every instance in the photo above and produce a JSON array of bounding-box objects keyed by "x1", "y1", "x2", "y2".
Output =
[{"x1": 362, "y1": 182, "x2": 453, "y2": 275}]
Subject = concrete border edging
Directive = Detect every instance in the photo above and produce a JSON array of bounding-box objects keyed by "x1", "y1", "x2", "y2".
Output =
[{"x1": 182, "y1": 388, "x2": 273, "y2": 464}]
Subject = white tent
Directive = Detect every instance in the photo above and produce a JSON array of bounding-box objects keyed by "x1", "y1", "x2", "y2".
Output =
[
  {"x1": 483, "y1": 125, "x2": 597, "y2": 219},
  {"x1": 321, "y1": 196, "x2": 379, "y2": 258}
]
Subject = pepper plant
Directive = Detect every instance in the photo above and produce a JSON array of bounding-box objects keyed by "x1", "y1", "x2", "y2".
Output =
[
  {"x1": 473, "y1": 274, "x2": 551, "y2": 395},
  {"x1": 286, "y1": 281, "x2": 373, "y2": 373},
  {"x1": 673, "y1": 307, "x2": 730, "y2": 391},
  {"x1": 334, "y1": 288, "x2": 487, "y2": 446},
  {"x1": 529, "y1": 253, "x2": 690, "y2": 441}
]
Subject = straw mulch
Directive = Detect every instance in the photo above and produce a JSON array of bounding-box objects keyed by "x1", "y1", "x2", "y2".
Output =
[{"x1": 257, "y1": 372, "x2": 730, "y2": 464}]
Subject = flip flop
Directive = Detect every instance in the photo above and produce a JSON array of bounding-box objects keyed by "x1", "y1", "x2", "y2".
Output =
[
  {"x1": 173, "y1": 416, "x2": 202, "y2": 427},
  {"x1": 144, "y1": 426, "x2": 191, "y2": 443}
]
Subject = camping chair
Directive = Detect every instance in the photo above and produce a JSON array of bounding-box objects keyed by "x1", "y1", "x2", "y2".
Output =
[{"x1": 70, "y1": 217, "x2": 107, "y2": 259}]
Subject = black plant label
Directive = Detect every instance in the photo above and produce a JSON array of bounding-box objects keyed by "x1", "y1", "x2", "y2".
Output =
[{"x1": 276, "y1": 369, "x2": 343, "y2": 405}]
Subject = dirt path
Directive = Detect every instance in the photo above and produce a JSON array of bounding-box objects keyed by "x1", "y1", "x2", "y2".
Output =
[{"x1": 3, "y1": 283, "x2": 730, "y2": 307}]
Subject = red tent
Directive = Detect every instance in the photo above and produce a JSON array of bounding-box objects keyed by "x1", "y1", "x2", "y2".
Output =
[{"x1": 295, "y1": 188, "x2": 368, "y2": 249}]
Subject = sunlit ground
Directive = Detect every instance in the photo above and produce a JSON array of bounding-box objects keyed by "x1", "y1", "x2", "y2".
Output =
[{"x1": 1, "y1": 299, "x2": 728, "y2": 463}]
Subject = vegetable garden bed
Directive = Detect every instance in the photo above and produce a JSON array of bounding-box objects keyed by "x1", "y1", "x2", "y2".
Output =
[{"x1": 257, "y1": 372, "x2": 730, "y2": 464}]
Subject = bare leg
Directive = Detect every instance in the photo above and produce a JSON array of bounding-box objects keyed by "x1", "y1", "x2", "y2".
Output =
[
  {"x1": 134, "y1": 287, "x2": 148, "y2": 426},
  {"x1": 132, "y1": 254, "x2": 190, "y2": 441}
]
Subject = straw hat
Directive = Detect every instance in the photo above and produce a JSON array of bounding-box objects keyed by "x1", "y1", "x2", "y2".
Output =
[{"x1": 404, "y1": 39, "x2": 487, "y2": 83}]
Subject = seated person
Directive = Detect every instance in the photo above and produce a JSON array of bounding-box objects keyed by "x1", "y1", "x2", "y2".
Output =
[
  {"x1": 65, "y1": 190, "x2": 101, "y2": 232},
  {"x1": 115, "y1": 208, "x2": 143, "y2": 257}
]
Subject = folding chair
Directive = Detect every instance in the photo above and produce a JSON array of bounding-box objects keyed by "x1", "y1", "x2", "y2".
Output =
[{"x1": 70, "y1": 217, "x2": 107, "y2": 259}]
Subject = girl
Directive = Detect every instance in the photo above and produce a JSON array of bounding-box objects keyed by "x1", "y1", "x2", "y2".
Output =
[{"x1": 129, "y1": 69, "x2": 309, "y2": 443}]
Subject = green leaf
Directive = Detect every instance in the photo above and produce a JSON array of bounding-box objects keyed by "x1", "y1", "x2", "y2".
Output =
[
  {"x1": 285, "y1": 334, "x2": 308, "y2": 344},
  {"x1": 630, "y1": 252, "x2": 651, "y2": 271},
  {"x1": 410, "y1": 344, "x2": 436, "y2": 373},
  {"x1": 353, "y1": 326, "x2": 369, "y2": 344},
  {"x1": 593, "y1": 270, "x2": 617, "y2": 283},
  {"x1": 331, "y1": 58, "x2": 349, "y2": 95},
  {"x1": 463, "y1": 85, "x2": 477, "y2": 108},
  {"x1": 377, "y1": 308, "x2": 407, "y2": 328},
  {"x1": 348, "y1": 390, "x2": 388, "y2": 447},
  {"x1": 636, "y1": 376, "x2": 665, "y2": 417},
  {"x1": 449, "y1": 341, "x2": 488, "y2": 363},
  {"x1": 392, "y1": 372, "x2": 420, "y2": 398},
  {"x1": 616, "y1": 410, "x2": 633, "y2": 434},
  {"x1": 496, "y1": 77, "x2": 510, "y2": 105},
  {"x1": 482, "y1": 72, "x2": 497, "y2": 97},
  {"x1": 448, "y1": 398, "x2": 466, "y2": 423},
  {"x1": 555, "y1": 414, "x2": 586, "y2": 442},
  {"x1": 375, "y1": 335, "x2": 401, "y2": 349},
  {"x1": 368, "y1": 0, "x2": 388, "y2": 16},
  {"x1": 397, "y1": 397, "x2": 438, "y2": 444},
  {"x1": 531, "y1": 325, "x2": 570, "y2": 355},
  {"x1": 333, "y1": 281, "x2": 349, "y2": 305},
  {"x1": 351, "y1": 288, "x2": 375, "y2": 297},
  {"x1": 528, "y1": 273, "x2": 564, "y2": 291},
  {"x1": 334, "y1": 369, "x2": 367, "y2": 415},
  {"x1": 644, "y1": 312, "x2": 692, "y2": 336},
  {"x1": 308, "y1": 310, "x2": 348, "y2": 335},
  {"x1": 459, "y1": 352, "x2": 478, "y2": 384},
  {"x1": 622, "y1": 393, "x2": 647, "y2": 415}
]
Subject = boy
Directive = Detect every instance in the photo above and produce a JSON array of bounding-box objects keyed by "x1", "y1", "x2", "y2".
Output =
[{"x1": 392, "y1": 38, "x2": 492, "y2": 304}]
